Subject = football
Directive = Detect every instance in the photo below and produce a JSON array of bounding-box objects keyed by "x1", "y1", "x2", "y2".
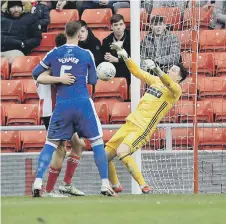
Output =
[{"x1": 97, "y1": 62, "x2": 116, "y2": 81}]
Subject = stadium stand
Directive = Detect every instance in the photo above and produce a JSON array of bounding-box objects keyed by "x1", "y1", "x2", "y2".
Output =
[
  {"x1": 0, "y1": 131, "x2": 21, "y2": 152},
  {"x1": 22, "y1": 80, "x2": 39, "y2": 104},
  {"x1": 30, "y1": 33, "x2": 57, "y2": 56},
  {"x1": 48, "y1": 9, "x2": 79, "y2": 32},
  {"x1": 1, "y1": 104, "x2": 6, "y2": 126},
  {"x1": 1, "y1": 80, "x2": 24, "y2": 104},
  {"x1": 110, "y1": 102, "x2": 131, "y2": 124},
  {"x1": 10, "y1": 56, "x2": 40, "y2": 80},
  {"x1": 182, "y1": 52, "x2": 215, "y2": 76},
  {"x1": 0, "y1": 57, "x2": 9, "y2": 80},
  {"x1": 5, "y1": 104, "x2": 39, "y2": 126},
  {"x1": 198, "y1": 76, "x2": 226, "y2": 98},
  {"x1": 183, "y1": 7, "x2": 214, "y2": 29},
  {"x1": 81, "y1": 8, "x2": 113, "y2": 30},
  {"x1": 94, "y1": 101, "x2": 110, "y2": 124},
  {"x1": 198, "y1": 128, "x2": 226, "y2": 150},
  {"x1": 93, "y1": 78, "x2": 128, "y2": 102},
  {"x1": 199, "y1": 29, "x2": 226, "y2": 52},
  {"x1": 21, "y1": 130, "x2": 47, "y2": 152}
]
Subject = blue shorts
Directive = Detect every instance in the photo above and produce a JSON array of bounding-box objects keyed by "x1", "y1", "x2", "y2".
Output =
[{"x1": 47, "y1": 98, "x2": 103, "y2": 141}]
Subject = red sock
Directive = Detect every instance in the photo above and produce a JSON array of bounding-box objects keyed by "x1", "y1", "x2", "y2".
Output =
[
  {"x1": 64, "y1": 155, "x2": 80, "y2": 184},
  {"x1": 45, "y1": 166, "x2": 61, "y2": 193}
]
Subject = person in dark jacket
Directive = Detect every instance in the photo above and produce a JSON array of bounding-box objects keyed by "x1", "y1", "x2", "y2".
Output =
[
  {"x1": 31, "y1": 1, "x2": 50, "y2": 32},
  {"x1": 100, "y1": 14, "x2": 131, "y2": 85},
  {"x1": 78, "y1": 20, "x2": 102, "y2": 66},
  {"x1": 1, "y1": 1, "x2": 42, "y2": 62}
]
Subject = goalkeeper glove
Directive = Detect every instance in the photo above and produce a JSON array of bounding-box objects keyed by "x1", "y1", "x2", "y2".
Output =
[
  {"x1": 110, "y1": 43, "x2": 128, "y2": 61},
  {"x1": 144, "y1": 59, "x2": 163, "y2": 76}
]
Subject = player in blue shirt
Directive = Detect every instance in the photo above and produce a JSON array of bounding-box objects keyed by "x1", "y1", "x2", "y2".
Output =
[{"x1": 32, "y1": 21, "x2": 115, "y2": 197}]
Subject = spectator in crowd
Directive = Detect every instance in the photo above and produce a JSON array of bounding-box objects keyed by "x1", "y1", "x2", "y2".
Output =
[
  {"x1": 101, "y1": 14, "x2": 131, "y2": 85},
  {"x1": 31, "y1": 0, "x2": 50, "y2": 32},
  {"x1": 141, "y1": 15, "x2": 181, "y2": 73},
  {"x1": 78, "y1": 20, "x2": 102, "y2": 66},
  {"x1": 51, "y1": 0, "x2": 77, "y2": 11},
  {"x1": 142, "y1": 0, "x2": 187, "y2": 14},
  {"x1": 188, "y1": 0, "x2": 215, "y2": 10},
  {"x1": 210, "y1": 0, "x2": 226, "y2": 29},
  {"x1": 113, "y1": 1, "x2": 130, "y2": 14},
  {"x1": 1, "y1": 1, "x2": 42, "y2": 63},
  {"x1": 1, "y1": 0, "x2": 32, "y2": 13},
  {"x1": 79, "y1": 1, "x2": 116, "y2": 16}
]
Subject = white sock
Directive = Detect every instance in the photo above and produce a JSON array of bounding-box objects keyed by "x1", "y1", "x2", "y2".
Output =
[
  {"x1": 102, "y1": 179, "x2": 109, "y2": 186},
  {"x1": 34, "y1": 178, "x2": 42, "y2": 189}
]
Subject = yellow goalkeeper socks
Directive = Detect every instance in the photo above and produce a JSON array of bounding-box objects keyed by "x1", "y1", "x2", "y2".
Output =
[
  {"x1": 120, "y1": 155, "x2": 146, "y2": 187},
  {"x1": 108, "y1": 161, "x2": 120, "y2": 186}
]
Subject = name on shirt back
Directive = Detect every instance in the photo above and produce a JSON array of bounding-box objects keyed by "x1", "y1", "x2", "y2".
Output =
[{"x1": 58, "y1": 57, "x2": 79, "y2": 64}]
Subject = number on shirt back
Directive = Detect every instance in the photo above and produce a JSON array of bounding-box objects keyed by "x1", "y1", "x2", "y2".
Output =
[{"x1": 60, "y1": 65, "x2": 72, "y2": 76}]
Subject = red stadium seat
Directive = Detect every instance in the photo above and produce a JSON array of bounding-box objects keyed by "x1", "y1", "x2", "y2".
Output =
[
  {"x1": 94, "y1": 101, "x2": 110, "y2": 124},
  {"x1": 177, "y1": 100, "x2": 214, "y2": 123},
  {"x1": 182, "y1": 52, "x2": 215, "y2": 76},
  {"x1": 199, "y1": 29, "x2": 226, "y2": 52},
  {"x1": 1, "y1": 80, "x2": 24, "y2": 104},
  {"x1": 94, "y1": 98, "x2": 122, "y2": 112},
  {"x1": 150, "y1": 7, "x2": 182, "y2": 30},
  {"x1": 0, "y1": 57, "x2": 9, "y2": 80},
  {"x1": 204, "y1": 99, "x2": 226, "y2": 122},
  {"x1": 183, "y1": 7, "x2": 213, "y2": 29},
  {"x1": 6, "y1": 104, "x2": 39, "y2": 126},
  {"x1": 22, "y1": 80, "x2": 39, "y2": 104},
  {"x1": 21, "y1": 130, "x2": 47, "y2": 152},
  {"x1": 48, "y1": 9, "x2": 79, "y2": 32},
  {"x1": 93, "y1": 78, "x2": 128, "y2": 102},
  {"x1": 1, "y1": 104, "x2": 6, "y2": 126},
  {"x1": 110, "y1": 102, "x2": 131, "y2": 124},
  {"x1": 81, "y1": 8, "x2": 112, "y2": 30},
  {"x1": 198, "y1": 76, "x2": 226, "y2": 98},
  {"x1": 198, "y1": 128, "x2": 226, "y2": 150},
  {"x1": 103, "y1": 129, "x2": 117, "y2": 144},
  {"x1": 87, "y1": 84, "x2": 93, "y2": 97},
  {"x1": 161, "y1": 128, "x2": 194, "y2": 150},
  {"x1": 10, "y1": 56, "x2": 40, "y2": 79},
  {"x1": 92, "y1": 30, "x2": 112, "y2": 44},
  {"x1": 181, "y1": 76, "x2": 196, "y2": 99},
  {"x1": 214, "y1": 52, "x2": 226, "y2": 76},
  {"x1": 171, "y1": 30, "x2": 193, "y2": 51},
  {"x1": 32, "y1": 33, "x2": 57, "y2": 52},
  {"x1": 116, "y1": 8, "x2": 148, "y2": 29},
  {"x1": 0, "y1": 131, "x2": 21, "y2": 152}
]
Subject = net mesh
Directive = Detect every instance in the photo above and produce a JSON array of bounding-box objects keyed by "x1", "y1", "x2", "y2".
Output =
[{"x1": 140, "y1": 0, "x2": 226, "y2": 194}]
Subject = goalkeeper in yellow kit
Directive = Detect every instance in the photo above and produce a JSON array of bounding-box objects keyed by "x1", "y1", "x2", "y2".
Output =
[{"x1": 106, "y1": 43, "x2": 188, "y2": 194}]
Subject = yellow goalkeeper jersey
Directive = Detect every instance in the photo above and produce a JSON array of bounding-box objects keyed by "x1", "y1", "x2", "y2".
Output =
[{"x1": 125, "y1": 58, "x2": 182, "y2": 130}]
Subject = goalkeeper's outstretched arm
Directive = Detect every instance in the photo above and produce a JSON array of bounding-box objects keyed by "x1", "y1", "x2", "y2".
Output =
[{"x1": 125, "y1": 58, "x2": 158, "y2": 86}]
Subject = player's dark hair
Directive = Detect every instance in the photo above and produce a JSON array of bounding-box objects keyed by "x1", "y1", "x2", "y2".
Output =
[
  {"x1": 177, "y1": 63, "x2": 188, "y2": 83},
  {"x1": 77, "y1": 20, "x2": 88, "y2": 29},
  {"x1": 151, "y1": 15, "x2": 165, "y2": 25},
  {"x1": 55, "y1": 33, "x2": 67, "y2": 47},
  {"x1": 65, "y1": 21, "x2": 81, "y2": 38},
  {"x1": 110, "y1": 14, "x2": 124, "y2": 25}
]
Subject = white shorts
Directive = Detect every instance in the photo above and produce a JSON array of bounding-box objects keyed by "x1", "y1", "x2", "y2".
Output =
[{"x1": 36, "y1": 83, "x2": 56, "y2": 117}]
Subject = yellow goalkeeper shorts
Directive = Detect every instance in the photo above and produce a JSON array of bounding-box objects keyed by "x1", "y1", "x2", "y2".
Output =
[{"x1": 106, "y1": 120, "x2": 154, "y2": 154}]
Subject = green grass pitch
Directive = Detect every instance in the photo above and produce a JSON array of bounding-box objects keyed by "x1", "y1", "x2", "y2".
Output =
[{"x1": 2, "y1": 195, "x2": 226, "y2": 224}]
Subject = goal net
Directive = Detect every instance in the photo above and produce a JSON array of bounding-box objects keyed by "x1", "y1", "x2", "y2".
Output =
[{"x1": 140, "y1": 0, "x2": 226, "y2": 194}]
